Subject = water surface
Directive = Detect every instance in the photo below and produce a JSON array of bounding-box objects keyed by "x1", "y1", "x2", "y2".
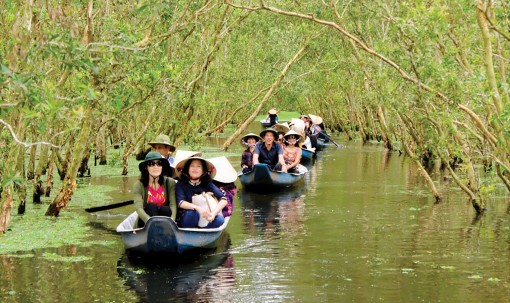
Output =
[{"x1": 1, "y1": 134, "x2": 509, "y2": 302}]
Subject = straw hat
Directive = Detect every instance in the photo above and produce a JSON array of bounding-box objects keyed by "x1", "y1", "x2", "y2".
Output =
[
  {"x1": 240, "y1": 133, "x2": 261, "y2": 146},
  {"x1": 148, "y1": 134, "x2": 176, "y2": 152},
  {"x1": 138, "y1": 151, "x2": 171, "y2": 175},
  {"x1": 175, "y1": 156, "x2": 216, "y2": 181},
  {"x1": 259, "y1": 128, "x2": 279, "y2": 140},
  {"x1": 273, "y1": 122, "x2": 290, "y2": 134},
  {"x1": 268, "y1": 108, "x2": 278, "y2": 115},
  {"x1": 284, "y1": 130, "x2": 304, "y2": 143},
  {"x1": 208, "y1": 156, "x2": 238, "y2": 183},
  {"x1": 170, "y1": 150, "x2": 202, "y2": 178},
  {"x1": 308, "y1": 114, "x2": 323, "y2": 125}
]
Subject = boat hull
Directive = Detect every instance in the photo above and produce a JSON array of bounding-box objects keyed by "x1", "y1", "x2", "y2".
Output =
[
  {"x1": 300, "y1": 148, "x2": 316, "y2": 164},
  {"x1": 117, "y1": 212, "x2": 230, "y2": 254},
  {"x1": 239, "y1": 163, "x2": 305, "y2": 191}
]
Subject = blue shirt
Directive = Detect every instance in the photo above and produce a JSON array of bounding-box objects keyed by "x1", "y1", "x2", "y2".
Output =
[
  {"x1": 175, "y1": 180, "x2": 225, "y2": 221},
  {"x1": 253, "y1": 141, "x2": 283, "y2": 167}
]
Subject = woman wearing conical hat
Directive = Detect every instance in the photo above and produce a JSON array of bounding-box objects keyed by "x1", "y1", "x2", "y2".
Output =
[
  {"x1": 282, "y1": 130, "x2": 307, "y2": 174},
  {"x1": 174, "y1": 156, "x2": 228, "y2": 228}
]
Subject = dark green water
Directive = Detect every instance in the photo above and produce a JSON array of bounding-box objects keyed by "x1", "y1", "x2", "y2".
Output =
[{"x1": 1, "y1": 132, "x2": 510, "y2": 302}]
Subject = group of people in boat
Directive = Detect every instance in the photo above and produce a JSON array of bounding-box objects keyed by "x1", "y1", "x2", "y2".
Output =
[
  {"x1": 133, "y1": 134, "x2": 236, "y2": 230},
  {"x1": 134, "y1": 110, "x2": 325, "y2": 230},
  {"x1": 241, "y1": 110, "x2": 325, "y2": 175}
]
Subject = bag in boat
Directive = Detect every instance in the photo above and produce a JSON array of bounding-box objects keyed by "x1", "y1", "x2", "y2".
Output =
[{"x1": 191, "y1": 192, "x2": 219, "y2": 227}]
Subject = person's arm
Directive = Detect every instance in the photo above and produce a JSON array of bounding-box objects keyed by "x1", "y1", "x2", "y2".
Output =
[
  {"x1": 133, "y1": 181, "x2": 150, "y2": 223},
  {"x1": 252, "y1": 144, "x2": 260, "y2": 165},
  {"x1": 277, "y1": 144, "x2": 287, "y2": 172},
  {"x1": 208, "y1": 183, "x2": 228, "y2": 219},
  {"x1": 278, "y1": 154, "x2": 288, "y2": 172},
  {"x1": 176, "y1": 182, "x2": 209, "y2": 218},
  {"x1": 288, "y1": 149, "x2": 302, "y2": 170}
]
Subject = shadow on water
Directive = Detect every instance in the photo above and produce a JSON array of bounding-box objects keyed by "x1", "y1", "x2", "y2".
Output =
[{"x1": 117, "y1": 232, "x2": 236, "y2": 303}]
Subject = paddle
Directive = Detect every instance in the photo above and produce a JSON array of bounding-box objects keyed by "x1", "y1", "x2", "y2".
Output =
[
  {"x1": 85, "y1": 200, "x2": 134, "y2": 213},
  {"x1": 319, "y1": 131, "x2": 340, "y2": 147}
]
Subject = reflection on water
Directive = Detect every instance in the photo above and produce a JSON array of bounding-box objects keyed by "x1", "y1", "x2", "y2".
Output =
[
  {"x1": 239, "y1": 187, "x2": 306, "y2": 240},
  {"x1": 2, "y1": 132, "x2": 510, "y2": 303},
  {"x1": 117, "y1": 233, "x2": 236, "y2": 303}
]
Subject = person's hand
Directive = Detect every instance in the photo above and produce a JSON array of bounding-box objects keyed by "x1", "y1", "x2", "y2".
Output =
[
  {"x1": 205, "y1": 210, "x2": 215, "y2": 222},
  {"x1": 282, "y1": 164, "x2": 288, "y2": 173}
]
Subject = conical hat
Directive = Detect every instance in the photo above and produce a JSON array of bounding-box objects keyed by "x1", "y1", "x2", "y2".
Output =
[
  {"x1": 170, "y1": 150, "x2": 202, "y2": 178},
  {"x1": 308, "y1": 114, "x2": 323, "y2": 125},
  {"x1": 268, "y1": 108, "x2": 278, "y2": 115},
  {"x1": 175, "y1": 156, "x2": 216, "y2": 181},
  {"x1": 171, "y1": 150, "x2": 202, "y2": 168},
  {"x1": 273, "y1": 122, "x2": 290, "y2": 134},
  {"x1": 284, "y1": 129, "x2": 305, "y2": 142},
  {"x1": 240, "y1": 133, "x2": 261, "y2": 146},
  {"x1": 208, "y1": 156, "x2": 238, "y2": 183},
  {"x1": 259, "y1": 128, "x2": 279, "y2": 139}
]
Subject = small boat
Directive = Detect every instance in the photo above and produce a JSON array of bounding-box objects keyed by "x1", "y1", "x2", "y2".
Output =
[
  {"x1": 239, "y1": 163, "x2": 305, "y2": 191},
  {"x1": 260, "y1": 118, "x2": 272, "y2": 128},
  {"x1": 300, "y1": 147, "x2": 316, "y2": 164},
  {"x1": 116, "y1": 212, "x2": 230, "y2": 254}
]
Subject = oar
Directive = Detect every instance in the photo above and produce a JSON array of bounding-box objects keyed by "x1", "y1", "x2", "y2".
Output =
[
  {"x1": 85, "y1": 200, "x2": 134, "y2": 213},
  {"x1": 319, "y1": 131, "x2": 340, "y2": 147}
]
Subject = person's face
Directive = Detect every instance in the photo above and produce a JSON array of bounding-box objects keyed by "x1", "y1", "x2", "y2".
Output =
[
  {"x1": 152, "y1": 144, "x2": 171, "y2": 158},
  {"x1": 188, "y1": 159, "x2": 204, "y2": 179},
  {"x1": 264, "y1": 132, "x2": 275, "y2": 144},
  {"x1": 147, "y1": 159, "x2": 163, "y2": 177},
  {"x1": 287, "y1": 135, "x2": 297, "y2": 145},
  {"x1": 278, "y1": 134, "x2": 284, "y2": 144},
  {"x1": 247, "y1": 138, "x2": 257, "y2": 145}
]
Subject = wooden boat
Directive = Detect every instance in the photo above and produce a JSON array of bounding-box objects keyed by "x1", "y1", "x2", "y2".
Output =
[
  {"x1": 116, "y1": 212, "x2": 230, "y2": 254},
  {"x1": 300, "y1": 147, "x2": 316, "y2": 164},
  {"x1": 260, "y1": 118, "x2": 272, "y2": 128},
  {"x1": 239, "y1": 163, "x2": 305, "y2": 191}
]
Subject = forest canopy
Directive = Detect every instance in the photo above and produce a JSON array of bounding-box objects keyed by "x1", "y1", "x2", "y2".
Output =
[{"x1": 1, "y1": 0, "x2": 509, "y2": 231}]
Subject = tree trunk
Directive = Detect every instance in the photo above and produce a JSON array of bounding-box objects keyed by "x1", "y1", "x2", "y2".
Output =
[
  {"x1": 45, "y1": 149, "x2": 56, "y2": 197},
  {"x1": 223, "y1": 44, "x2": 307, "y2": 150},
  {"x1": 46, "y1": 110, "x2": 93, "y2": 216}
]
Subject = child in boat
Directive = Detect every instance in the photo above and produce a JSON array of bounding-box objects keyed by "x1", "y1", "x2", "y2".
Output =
[
  {"x1": 133, "y1": 152, "x2": 176, "y2": 225},
  {"x1": 175, "y1": 156, "x2": 228, "y2": 228},
  {"x1": 240, "y1": 133, "x2": 261, "y2": 174}
]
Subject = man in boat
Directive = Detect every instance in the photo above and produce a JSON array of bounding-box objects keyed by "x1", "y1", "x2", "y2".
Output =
[
  {"x1": 253, "y1": 128, "x2": 288, "y2": 172},
  {"x1": 266, "y1": 108, "x2": 279, "y2": 127},
  {"x1": 148, "y1": 134, "x2": 176, "y2": 165}
]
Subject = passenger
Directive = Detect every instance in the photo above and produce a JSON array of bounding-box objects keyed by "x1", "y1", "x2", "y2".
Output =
[
  {"x1": 209, "y1": 156, "x2": 238, "y2": 218},
  {"x1": 175, "y1": 157, "x2": 228, "y2": 228},
  {"x1": 253, "y1": 128, "x2": 287, "y2": 172},
  {"x1": 272, "y1": 122, "x2": 289, "y2": 147},
  {"x1": 149, "y1": 134, "x2": 176, "y2": 165},
  {"x1": 240, "y1": 133, "x2": 261, "y2": 174},
  {"x1": 266, "y1": 108, "x2": 279, "y2": 127},
  {"x1": 308, "y1": 114, "x2": 323, "y2": 137},
  {"x1": 283, "y1": 130, "x2": 308, "y2": 174},
  {"x1": 133, "y1": 152, "x2": 175, "y2": 226}
]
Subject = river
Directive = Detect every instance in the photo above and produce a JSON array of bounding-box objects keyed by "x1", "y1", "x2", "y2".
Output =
[{"x1": 1, "y1": 127, "x2": 509, "y2": 302}]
